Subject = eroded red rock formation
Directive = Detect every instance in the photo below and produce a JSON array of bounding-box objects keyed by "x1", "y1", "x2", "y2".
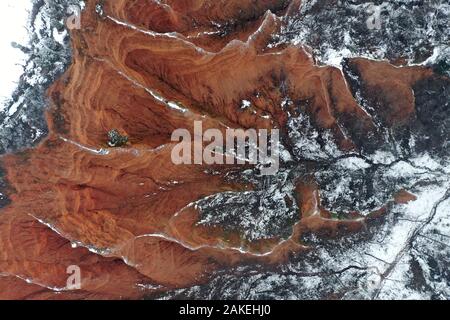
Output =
[{"x1": 0, "y1": 0, "x2": 435, "y2": 299}]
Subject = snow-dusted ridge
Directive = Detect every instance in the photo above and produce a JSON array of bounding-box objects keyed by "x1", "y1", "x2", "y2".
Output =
[
  {"x1": 0, "y1": 0, "x2": 85, "y2": 154},
  {"x1": 277, "y1": 0, "x2": 450, "y2": 71}
]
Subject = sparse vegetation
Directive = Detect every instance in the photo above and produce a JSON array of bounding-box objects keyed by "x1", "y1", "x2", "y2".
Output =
[
  {"x1": 331, "y1": 212, "x2": 340, "y2": 220},
  {"x1": 107, "y1": 129, "x2": 128, "y2": 147}
]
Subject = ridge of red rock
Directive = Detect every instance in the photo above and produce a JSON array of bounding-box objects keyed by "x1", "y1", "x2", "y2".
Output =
[{"x1": 0, "y1": 0, "x2": 433, "y2": 299}]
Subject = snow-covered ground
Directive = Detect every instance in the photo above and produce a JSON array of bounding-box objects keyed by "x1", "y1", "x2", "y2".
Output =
[
  {"x1": 278, "y1": 0, "x2": 450, "y2": 71},
  {"x1": 0, "y1": 0, "x2": 31, "y2": 108},
  {"x1": 0, "y1": 0, "x2": 82, "y2": 154}
]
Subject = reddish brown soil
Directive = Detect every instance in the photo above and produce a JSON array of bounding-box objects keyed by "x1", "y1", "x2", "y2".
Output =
[{"x1": 0, "y1": 0, "x2": 434, "y2": 299}]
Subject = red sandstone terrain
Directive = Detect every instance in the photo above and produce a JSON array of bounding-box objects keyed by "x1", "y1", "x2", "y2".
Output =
[{"x1": 0, "y1": 0, "x2": 437, "y2": 299}]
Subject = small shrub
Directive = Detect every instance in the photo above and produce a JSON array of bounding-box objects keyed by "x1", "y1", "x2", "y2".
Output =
[{"x1": 107, "y1": 129, "x2": 128, "y2": 147}]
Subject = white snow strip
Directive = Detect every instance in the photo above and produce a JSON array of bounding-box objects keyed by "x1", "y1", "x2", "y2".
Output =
[{"x1": 0, "y1": 0, "x2": 31, "y2": 108}]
